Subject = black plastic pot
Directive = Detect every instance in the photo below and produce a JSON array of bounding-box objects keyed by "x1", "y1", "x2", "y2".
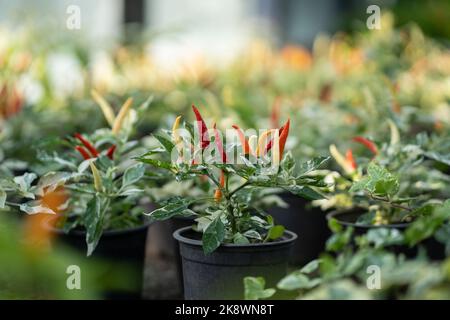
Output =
[
  {"x1": 174, "y1": 226, "x2": 297, "y2": 300},
  {"x1": 44, "y1": 217, "x2": 151, "y2": 299},
  {"x1": 170, "y1": 216, "x2": 195, "y2": 294},
  {"x1": 267, "y1": 193, "x2": 330, "y2": 266},
  {"x1": 327, "y1": 210, "x2": 446, "y2": 260}
]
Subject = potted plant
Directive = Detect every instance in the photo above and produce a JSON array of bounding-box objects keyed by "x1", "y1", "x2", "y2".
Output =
[
  {"x1": 137, "y1": 105, "x2": 329, "y2": 299},
  {"x1": 1, "y1": 97, "x2": 154, "y2": 298},
  {"x1": 322, "y1": 127, "x2": 449, "y2": 259}
]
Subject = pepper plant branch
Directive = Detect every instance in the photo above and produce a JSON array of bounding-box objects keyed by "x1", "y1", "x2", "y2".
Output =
[
  {"x1": 205, "y1": 170, "x2": 228, "y2": 196},
  {"x1": 229, "y1": 181, "x2": 250, "y2": 197},
  {"x1": 368, "y1": 192, "x2": 413, "y2": 212}
]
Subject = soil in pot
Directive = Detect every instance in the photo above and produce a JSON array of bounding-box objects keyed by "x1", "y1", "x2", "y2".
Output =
[
  {"x1": 267, "y1": 193, "x2": 331, "y2": 266},
  {"x1": 327, "y1": 210, "x2": 446, "y2": 260},
  {"x1": 174, "y1": 226, "x2": 297, "y2": 300},
  {"x1": 43, "y1": 216, "x2": 151, "y2": 299}
]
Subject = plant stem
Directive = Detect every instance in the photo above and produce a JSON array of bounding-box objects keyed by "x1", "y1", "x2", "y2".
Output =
[
  {"x1": 206, "y1": 171, "x2": 227, "y2": 195},
  {"x1": 229, "y1": 181, "x2": 249, "y2": 197},
  {"x1": 225, "y1": 198, "x2": 237, "y2": 234},
  {"x1": 369, "y1": 194, "x2": 413, "y2": 212}
]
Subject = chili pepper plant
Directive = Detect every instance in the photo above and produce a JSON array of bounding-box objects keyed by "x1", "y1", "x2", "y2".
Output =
[
  {"x1": 0, "y1": 97, "x2": 152, "y2": 255},
  {"x1": 137, "y1": 105, "x2": 330, "y2": 254},
  {"x1": 322, "y1": 120, "x2": 449, "y2": 226}
]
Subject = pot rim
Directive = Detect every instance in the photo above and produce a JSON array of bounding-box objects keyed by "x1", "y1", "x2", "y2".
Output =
[
  {"x1": 42, "y1": 214, "x2": 152, "y2": 237},
  {"x1": 173, "y1": 226, "x2": 298, "y2": 248},
  {"x1": 326, "y1": 209, "x2": 411, "y2": 229}
]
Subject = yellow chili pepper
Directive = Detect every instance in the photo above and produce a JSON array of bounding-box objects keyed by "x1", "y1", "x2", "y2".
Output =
[
  {"x1": 89, "y1": 162, "x2": 103, "y2": 192},
  {"x1": 172, "y1": 116, "x2": 182, "y2": 143},
  {"x1": 329, "y1": 144, "x2": 355, "y2": 175},
  {"x1": 388, "y1": 119, "x2": 400, "y2": 146},
  {"x1": 257, "y1": 129, "x2": 275, "y2": 156},
  {"x1": 112, "y1": 98, "x2": 133, "y2": 135},
  {"x1": 271, "y1": 129, "x2": 280, "y2": 168},
  {"x1": 248, "y1": 135, "x2": 258, "y2": 156},
  {"x1": 172, "y1": 115, "x2": 184, "y2": 158},
  {"x1": 91, "y1": 89, "x2": 116, "y2": 127}
]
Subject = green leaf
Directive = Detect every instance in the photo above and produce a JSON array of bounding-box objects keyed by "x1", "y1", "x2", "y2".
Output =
[
  {"x1": 154, "y1": 133, "x2": 174, "y2": 153},
  {"x1": 119, "y1": 187, "x2": 143, "y2": 197},
  {"x1": 423, "y1": 151, "x2": 450, "y2": 166},
  {"x1": 139, "y1": 158, "x2": 174, "y2": 171},
  {"x1": 300, "y1": 259, "x2": 321, "y2": 274},
  {"x1": 374, "y1": 178, "x2": 399, "y2": 197},
  {"x1": 326, "y1": 227, "x2": 354, "y2": 252},
  {"x1": 146, "y1": 198, "x2": 192, "y2": 220},
  {"x1": 283, "y1": 185, "x2": 324, "y2": 200},
  {"x1": 365, "y1": 228, "x2": 404, "y2": 249},
  {"x1": 77, "y1": 159, "x2": 91, "y2": 174},
  {"x1": 349, "y1": 177, "x2": 370, "y2": 193},
  {"x1": 85, "y1": 196, "x2": 104, "y2": 256},
  {"x1": 233, "y1": 232, "x2": 250, "y2": 244},
  {"x1": 122, "y1": 163, "x2": 145, "y2": 188},
  {"x1": 19, "y1": 202, "x2": 56, "y2": 215},
  {"x1": 35, "y1": 172, "x2": 74, "y2": 196},
  {"x1": 405, "y1": 201, "x2": 450, "y2": 246},
  {"x1": 281, "y1": 152, "x2": 295, "y2": 174},
  {"x1": 350, "y1": 163, "x2": 399, "y2": 197},
  {"x1": 328, "y1": 217, "x2": 342, "y2": 233},
  {"x1": 243, "y1": 229, "x2": 262, "y2": 240},
  {"x1": 277, "y1": 272, "x2": 321, "y2": 290},
  {"x1": 14, "y1": 173, "x2": 37, "y2": 199},
  {"x1": 297, "y1": 156, "x2": 330, "y2": 176},
  {"x1": 244, "y1": 277, "x2": 276, "y2": 300},
  {"x1": 0, "y1": 188, "x2": 5, "y2": 209},
  {"x1": 202, "y1": 216, "x2": 225, "y2": 254},
  {"x1": 266, "y1": 225, "x2": 285, "y2": 241}
]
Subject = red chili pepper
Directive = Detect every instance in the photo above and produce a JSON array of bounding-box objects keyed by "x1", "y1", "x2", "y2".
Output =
[
  {"x1": 278, "y1": 118, "x2": 290, "y2": 156},
  {"x1": 352, "y1": 136, "x2": 378, "y2": 155},
  {"x1": 346, "y1": 149, "x2": 357, "y2": 170},
  {"x1": 232, "y1": 125, "x2": 250, "y2": 155},
  {"x1": 75, "y1": 146, "x2": 91, "y2": 160},
  {"x1": 192, "y1": 105, "x2": 210, "y2": 149},
  {"x1": 106, "y1": 145, "x2": 116, "y2": 160},
  {"x1": 74, "y1": 133, "x2": 99, "y2": 158},
  {"x1": 213, "y1": 123, "x2": 227, "y2": 163}
]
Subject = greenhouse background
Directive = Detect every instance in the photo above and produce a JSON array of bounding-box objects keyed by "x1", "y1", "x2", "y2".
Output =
[{"x1": 0, "y1": 0, "x2": 449, "y2": 302}]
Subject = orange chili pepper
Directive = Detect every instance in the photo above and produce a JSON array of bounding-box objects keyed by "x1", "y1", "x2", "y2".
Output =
[
  {"x1": 232, "y1": 125, "x2": 250, "y2": 155},
  {"x1": 214, "y1": 170, "x2": 226, "y2": 202},
  {"x1": 346, "y1": 149, "x2": 357, "y2": 170}
]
